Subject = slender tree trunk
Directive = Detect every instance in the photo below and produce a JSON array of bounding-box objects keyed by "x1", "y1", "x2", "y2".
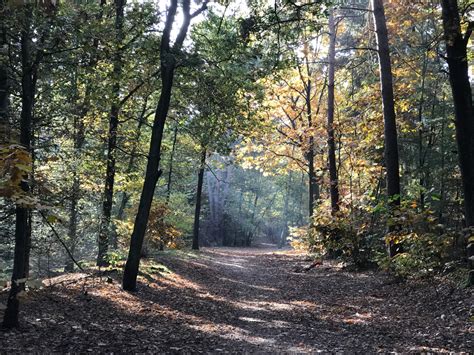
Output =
[
  {"x1": 439, "y1": 98, "x2": 447, "y2": 223},
  {"x1": 115, "y1": 99, "x2": 148, "y2": 223},
  {"x1": 279, "y1": 172, "x2": 291, "y2": 248},
  {"x1": 247, "y1": 192, "x2": 259, "y2": 246},
  {"x1": 192, "y1": 148, "x2": 206, "y2": 250},
  {"x1": 66, "y1": 0, "x2": 106, "y2": 271},
  {"x1": 65, "y1": 72, "x2": 87, "y2": 272},
  {"x1": 123, "y1": 0, "x2": 207, "y2": 291},
  {"x1": 299, "y1": 172, "x2": 305, "y2": 225},
  {"x1": 372, "y1": 0, "x2": 401, "y2": 257},
  {"x1": 308, "y1": 153, "x2": 318, "y2": 218},
  {"x1": 327, "y1": 10, "x2": 340, "y2": 214},
  {"x1": 65, "y1": 170, "x2": 80, "y2": 272},
  {"x1": 3, "y1": 6, "x2": 35, "y2": 328},
  {"x1": 417, "y1": 54, "x2": 428, "y2": 210},
  {"x1": 0, "y1": 3, "x2": 9, "y2": 143},
  {"x1": 306, "y1": 77, "x2": 319, "y2": 219},
  {"x1": 97, "y1": 0, "x2": 126, "y2": 266},
  {"x1": 166, "y1": 124, "x2": 178, "y2": 202},
  {"x1": 440, "y1": 0, "x2": 474, "y2": 285}
]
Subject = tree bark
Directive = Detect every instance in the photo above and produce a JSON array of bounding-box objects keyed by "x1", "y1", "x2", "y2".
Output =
[
  {"x1": 65, "y1": 169, "x2": 80, "y2": 272},
  {"x1": 440, "y1": 0, "x2": 474, "y2": 284},
  {"x1": 372, "y1": 0, "x2": 401, "y2": 257},
  {"x1": 123, "y1": 0, "x2": 207, "y2": 291},
  {"x1": 308, "y1": 152, "x2": 318, "y2": 218},
  {"x1": 192, "y1": 148, "x2": 206, "y2": 250},
  {"x1": 327, "y1": 10, "x2": 340, "y2": 214},
  {"x1": 97, "y1": 0, "x2": 126, "y2": 266},
  {"x1": 247, "y1": 192, "x2": 259, "y2": 247},
  {"x1": 306, "y1": 77, "x2": 319, "y2": 219},
  {"x1": 0, "y1": 1, "x2": 9, "y2": 143},
  {"x1": 166, "y1": 124, "x2": 178, "y2": 202},
  {"x1": 115, "y1": 98, "x2": 149, "y2": 223},
  {"x1": 66, "y1": 1, "x2": 106, "y2": 270},
  {"x1": 3, "y1": 5, "x2": 35, "y2": 329},
  {"x1": 417, "y1": 51, "x2": 429, "y2": 211}
]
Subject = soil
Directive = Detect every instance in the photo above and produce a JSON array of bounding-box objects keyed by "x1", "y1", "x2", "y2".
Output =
[{"x1": 1, "y1": 246, "x2": 473, "y2": 353}]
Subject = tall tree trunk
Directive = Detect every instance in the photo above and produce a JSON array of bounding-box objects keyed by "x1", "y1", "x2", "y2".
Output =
[
  {"x1": 440, "y1": 0, "x2": 474, "y2": 285},
  {"x1": 97, "y1": 0, "x2": 126, "y2": 266},
  {"x1": 306, "y1": 77, "x2": 319, "y2": 219},
  {"x1": 166, "y1": 124, "x2": 178, "y2": 202},
  {"x1": 115, "y1": 98, "x2": 149, "y2": 223},
  {"x1": 327, "y1": 10, "x2": 340, "y2": 214},
  {"x1": 417, "y1": 53, "x2": 428, "y2": 210},
  {"x1": 372, "y1": 0, "x2": 401, "y2": 257},
  {"x1": 279, "y1": 172, "x2": 292, "y2": 248},
  {"x1": 192, "y1": 148, "x2": 206, "y2": 250},
  {"x1": 247, "y1": 191, "x2": 259, "y2": 246},
  {"x1": 65, "y1": 170, "x2": 80, "y2": 272},
  {"x1": 65, "y1": 72, "x2": 87, "y2": 272},
  {"x1": 0, "y1": 2, "x2": 9, "y2": 143},
  {"x1": 66, "y1": 0, "x2": 106, "y2": 271},
  {"x1": 438, "y1": 97, "x2": 447, "y2": 223},
  {"x1": 3, "y1": 6, "x2": 35, "y2": 328},
  {"x1": 308, "y1": 152, "x2": 318, "y2": 218},
  {"x1": 123, "y1": 0, "x2": 207, "y2": 291}
]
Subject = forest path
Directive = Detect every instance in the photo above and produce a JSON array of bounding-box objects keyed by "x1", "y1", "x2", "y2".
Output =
[{"x1": 1, "y1": 246, "x2": 472, "y2": 352}]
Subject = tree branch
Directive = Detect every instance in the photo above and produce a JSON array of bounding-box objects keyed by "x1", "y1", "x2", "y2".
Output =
[
  {"x1": 39, "y1": 211, "x2": 85, "y2": 272},
  {"x1": 119, "y1": 69, "x2": 160, "y2": 108}
]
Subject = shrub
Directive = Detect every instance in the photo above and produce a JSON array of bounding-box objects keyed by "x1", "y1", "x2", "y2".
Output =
[
  {"x1": 289, "y1": 198, "x2": 464, "y2": 278},
  {"x1": 376, "y1": 203, "x2": 460, "y2": 278}
]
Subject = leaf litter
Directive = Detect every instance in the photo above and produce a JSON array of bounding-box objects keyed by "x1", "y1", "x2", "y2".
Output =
[{"x1": 0, "y1": 247, "x2": 472, "y2": 353}]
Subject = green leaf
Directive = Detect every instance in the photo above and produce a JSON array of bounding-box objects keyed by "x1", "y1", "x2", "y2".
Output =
[{"x1": 47, "y1": 215, "x2": 58, "y2": 224}]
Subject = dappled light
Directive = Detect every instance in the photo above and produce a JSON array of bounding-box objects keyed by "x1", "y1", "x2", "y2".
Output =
[
  {"x1": 0, "y1": 0, "x2": 473, "y2": 352},
  {"x1": 2, "y1": 248, "x2": 471, "y2": 352}
]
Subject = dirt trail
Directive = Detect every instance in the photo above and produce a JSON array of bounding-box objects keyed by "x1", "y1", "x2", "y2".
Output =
[{"x1": 1, "y1": 246, "x2": 472, "y2": 352}]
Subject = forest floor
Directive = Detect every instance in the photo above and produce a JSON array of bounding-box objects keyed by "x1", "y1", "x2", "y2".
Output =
[{"x1": 1, "y1": 245, "x2": 473, "y2": 353}]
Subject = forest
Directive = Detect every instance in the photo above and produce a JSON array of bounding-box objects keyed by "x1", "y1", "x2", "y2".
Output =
[{"x1": 0, "y1": 0, "x2": 473, "y2": 352}]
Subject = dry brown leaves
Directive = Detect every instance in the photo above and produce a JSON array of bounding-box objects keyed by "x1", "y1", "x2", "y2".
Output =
[{"x1": 0, "y1": 246, "x2": 472, "y2": 353}]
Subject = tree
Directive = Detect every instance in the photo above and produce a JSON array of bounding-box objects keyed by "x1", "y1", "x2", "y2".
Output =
[
  {"x1": 440, "y1": 0, "x2": 474, "y2": 284},
  {"x1": 192, "y1": 148, "x2": 206, "y2": 250},
  {"x1": 371, "y1": 0, "x2": 401, "y2": 256},
  {"x1": 65, "y1": 0, "x2": 107, "y2": 272},
  {"x1": 97, "y1": 0, "x2": 126, "y2": 266},
  {"x1": 0, "y1": 0, "x2": 9, "y2": 142},
  {"x1": 327, "y1": 10, "x2": 339, "y2": 214},
  {"x1": 122, "y1": 0, "x2": 209, "y2": 291},
  {"x1": 3, "y1": 3, "x2": 37, "y2": 329}
]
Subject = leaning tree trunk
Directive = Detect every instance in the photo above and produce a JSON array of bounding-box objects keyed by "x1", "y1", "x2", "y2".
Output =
[
  {"x1": 97, "y1": 0, "x2": 126, "y2": 266},
  {"x1": 123, "y1": 0, "x2": 208, "y2": 291},
  {"x1": 327, "y1": 10, "x2": 340, "y2": 214},
  {"x1": 372, "y1": 0, "x2": 401, "y2": 257},
  {"x1": 440, "y1": 0, "x2": 474, "y2": 285},
  {"x1": 3, "y1": 5, "x2": 36, "y2": 329},
  {"x1": 192, "y1": 148, "x2": 206, "y2": 250}
]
